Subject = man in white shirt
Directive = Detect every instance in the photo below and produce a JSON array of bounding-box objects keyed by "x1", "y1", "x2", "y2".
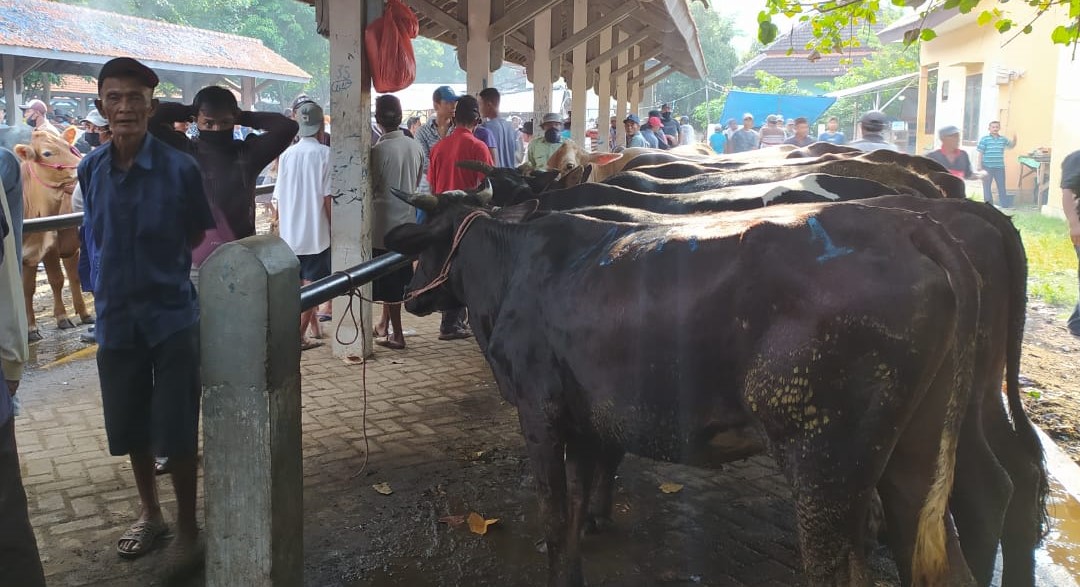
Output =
[{"x1": 273, "y1": 101, "x2": 332, "y2": 350}]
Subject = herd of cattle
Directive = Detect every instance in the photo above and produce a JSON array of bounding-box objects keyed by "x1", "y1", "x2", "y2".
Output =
[{"x1": 384, "y1": 142, "x2": 1050, "y2": 586}]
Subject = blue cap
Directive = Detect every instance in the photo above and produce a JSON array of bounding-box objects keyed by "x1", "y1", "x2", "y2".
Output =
[
  {"x1": 433, "y1": 85, "x2": 459, "y2": 103},
  {"x1": 623, "y1": 113, "x2": 641, "y2": 124}
]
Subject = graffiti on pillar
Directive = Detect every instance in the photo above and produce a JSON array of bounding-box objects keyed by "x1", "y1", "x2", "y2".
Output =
[{"x1": 330, "y1": 64, "x2": 354, "y2": 93}]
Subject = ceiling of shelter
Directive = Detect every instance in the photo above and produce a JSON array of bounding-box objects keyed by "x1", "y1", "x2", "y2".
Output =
[{"x1": 302, "y1": 0, "x2": 706, "y2": 90}]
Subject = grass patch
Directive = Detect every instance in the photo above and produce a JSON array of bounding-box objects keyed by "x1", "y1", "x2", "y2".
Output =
[{"x1": 1009, "y1": 210, "x2": 1078, "y2": 309}]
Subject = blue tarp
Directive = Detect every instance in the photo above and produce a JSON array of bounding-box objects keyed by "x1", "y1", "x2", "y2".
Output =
[{"x1": 717, "y1": 91, "x2": 836, "y2": 125}]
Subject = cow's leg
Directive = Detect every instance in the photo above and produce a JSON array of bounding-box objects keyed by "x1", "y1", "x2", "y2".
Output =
[
  {"x1": 949, "y1": 409, "x2": 1012, "y2": 586},
  {"x1": 563, "y1": 438, "x2": 595, "y2": 566},
  {"x1": 517, "y1": 411, "x2": 579, "y2": 587},
  {"x1": 60, "y1": 253, "x2": 93, "y2": 324},
  {"x1": 43, "y1": 252, "x2": 75, "y2": 329},
  {"x1": 988, "y1": 402, "x2": 1044, "y2": 587},
  {"x1": 586, "y1": 444, "x2": 623, "y2": 534},
  {"x1": 22, "y1": 262, "x2": 41, "y2": 342}
]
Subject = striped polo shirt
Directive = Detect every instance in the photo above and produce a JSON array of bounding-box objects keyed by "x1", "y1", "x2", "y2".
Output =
[{"x1": 976, "y1": 134, "x2": 1014, "y2": 169}]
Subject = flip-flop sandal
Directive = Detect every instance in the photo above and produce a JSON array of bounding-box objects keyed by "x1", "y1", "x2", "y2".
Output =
[
  {"x1": 317, "y1": 313, "x2": 332, "y2": 322},
  {"x1": 117, "y1": 520, "x2": 169, "y2": 559},
  {"x1": 301, "y1": 340, "x2": 324, "y2": 351},
  {"x1": 375, "y1": 338, "x2": 406, "y2": 350}
]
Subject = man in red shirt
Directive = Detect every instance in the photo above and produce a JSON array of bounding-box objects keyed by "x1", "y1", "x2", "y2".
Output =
[
  {"x1": 426, "y1": 94, "x2": 493, "y2": 340},
  {"x1": 428, "y1": 95, "x2": 493, "y2": 194}
]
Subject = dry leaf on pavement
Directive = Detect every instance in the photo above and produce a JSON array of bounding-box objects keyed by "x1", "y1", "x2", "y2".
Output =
[
  {"x1": 659, "y1": 482, "x2": 684, "y2": 494},
  {"x1": 467, "y1": 512, "x2": 499, "y2": 535},
  {"x1": 372, "y1": 482, "x2": 393, "y2": 495},
  {"x1": 438, "y1": 515, "x2": 466, "y2": 527}
]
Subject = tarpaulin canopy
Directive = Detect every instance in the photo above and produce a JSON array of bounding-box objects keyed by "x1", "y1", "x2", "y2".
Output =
[{"x1": 717, "y1": 91, "x2": 836, "y2": 125}]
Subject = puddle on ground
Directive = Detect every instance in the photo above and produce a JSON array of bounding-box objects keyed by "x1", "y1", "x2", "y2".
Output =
[{"x1": 1045, "y1": 477, "x2": 1080, "y2": 577}]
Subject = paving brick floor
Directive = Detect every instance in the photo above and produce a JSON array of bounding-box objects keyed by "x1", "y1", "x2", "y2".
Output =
[{"x1": 13, "y1": 312, "x2": 1071, "y2": 587}]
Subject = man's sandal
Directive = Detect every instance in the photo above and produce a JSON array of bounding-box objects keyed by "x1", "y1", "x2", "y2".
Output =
[{"x1": 117, "y1": 520, "x2": 169, "y2": 559}]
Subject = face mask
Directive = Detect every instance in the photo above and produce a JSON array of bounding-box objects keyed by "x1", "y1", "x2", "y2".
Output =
[
  {"x1": 544, "y1": 128, "x2": 561, "y2": 144},
  {"x1": 198, "y1": 129, "x2": 234, "y2": 145},
  {"x1": 662, "y1": 112, "x2": 671, "y2": 121},
  {"x1": 84, "y1": 132, "x2": 101, "y2": 147},
  {"x1": 26, "y1": 117, "x2": 38, "y2": 128}
]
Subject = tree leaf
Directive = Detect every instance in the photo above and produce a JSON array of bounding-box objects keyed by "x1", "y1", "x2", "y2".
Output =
[
  {"x1": 920, "y1": 28, "x2": 938, "y2": 42},
  {"x1": 659, "y1": 482, "x2": 684, "y2": 494},
  {"x1": 977, "y1": 10, "x2": 993, "y2": 26},
  {"x1": 903, "y1": 28, "x2": 922, "y2": 46},
  {"x1": 758, "y1": 21, "x2": 780, "y2": 45},
  {"x1": 1051, "y1": 25, "x2": 1074, "y2": 44},
  {"x1": 372, "y1": 482, "x2": 393, "y2": 495},
  {"x1": 996, "y1": 19, "x2": 1013, "y2": 33},
  {"x1": 467, "y1": 512, "x2": 499, "y2": 535}
]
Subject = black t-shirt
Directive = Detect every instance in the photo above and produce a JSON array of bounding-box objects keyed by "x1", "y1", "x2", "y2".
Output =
[
  {"x1": 1061, "y1": 150, "x2": 1080, "y2": 192},
  {"x1": 926, "y1": 149, "x2": 973, "y2": 179}
]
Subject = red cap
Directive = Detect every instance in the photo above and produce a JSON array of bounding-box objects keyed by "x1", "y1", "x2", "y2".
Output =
[{"x1": 648, "y1": 116, "x2": 663, "y2": 128}]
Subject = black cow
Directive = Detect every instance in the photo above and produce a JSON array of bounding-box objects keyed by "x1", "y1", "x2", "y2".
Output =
[{"x1": 385, "y1": 188, "x2": 981, "y2": 587}]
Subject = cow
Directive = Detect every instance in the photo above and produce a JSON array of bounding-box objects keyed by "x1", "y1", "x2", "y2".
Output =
[
  {"x1": 15, "y1": 130, "x2": 93, "y2": 341},
  {"x1": 385, "y1": 186, "x2": 981, "y2": 587}
]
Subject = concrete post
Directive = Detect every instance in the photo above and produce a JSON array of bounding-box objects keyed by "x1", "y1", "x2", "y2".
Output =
[
  {"x1": 328, "y1": 0, "x2": 374, "y2": 360},
  {"x1": 614, "y1": 34, "x2": 628, "y2": 149},
  {"x1": 569, "y1": 0, "x2": 588, "y2": 146},
  {"x1": 595, "y1": 26, "x2": 613, "y2": 152},
  {"x1": 466, "y1": 0, "x2": 492, "y2": 92},
  {"x1": 200, "y1": 236, "x2": 302, "y2": 587},
  {"x1": 628, "y1": 45, "x2": 641, "y2": 120},
  {"x1": 532, "y1": 9, "x2": 553, "y2": 125},
  {"x1": 2, "y1": 56, "x2": 21, "y2": 126},
  {"x1": 240, "y1": 77, "x2": 257, "y2": 111}
]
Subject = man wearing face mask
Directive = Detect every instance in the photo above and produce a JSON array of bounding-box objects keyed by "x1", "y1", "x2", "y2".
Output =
[
  {"x1": 150, "y1": 86, "x2": 298, "y2": 276},
  {"x1": 525, "y1": 113, "x2": 571, "y2": 171},
  {"x1": 75, "y1": 109, "x2": 110, "y2": 154},
  {"x1": 659, "y1": 104, "x2": 679, "y2": 147},
  {"x1": 18, "y1": 99, "x2": 59, "y2": 135}
]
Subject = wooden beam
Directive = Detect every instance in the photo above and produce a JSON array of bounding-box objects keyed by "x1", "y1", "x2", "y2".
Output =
[
  {"x1": 490, "y1": 0, "x2": 562, "y2": 38},
  {"x1": 549, "y1": 3, "x2": 635, "y2": 60},
  {"x1": 466, "y1": 0, "x2": 492, "y2": 91},
  {"x1": 2, "y1": 55, "x2": 19, "y2": 126},
  {"x1": 595, "y1": 26, "x2": 613, "y2": 152},
  {"x1": 611, "y1": 46, "x2": 661, "y2": 78},
  {"x1": 585, "y1": 29, "x2": 648, "y2": 70},
  {"x1": 570, "y1": 0, "x2": 587, "y2": 145},
  {"x1": 489, "y1": 0, "x2": 505, "y2": 73},
  {"x1": 532, "y1": 8, "x2": 553, "y2": 125},
  {"x1": 410, "y1": 0, "x2": 466, "y2": 38},
  {"x1": 505, "y1": 33, "x2": 533, "y2": 60},
  {"x1": 628, "y1": 63, "x2": 665, "y2": 86}
]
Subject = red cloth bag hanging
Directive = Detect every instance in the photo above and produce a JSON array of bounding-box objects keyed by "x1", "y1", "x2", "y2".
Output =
[{"x1": 365, "y1": 0, "x2": 419, "y2": 93}]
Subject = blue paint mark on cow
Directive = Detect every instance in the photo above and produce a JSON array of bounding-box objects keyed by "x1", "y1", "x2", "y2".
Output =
[
  {"x1": 567, "y1": 226, "x2": 621, "y2": 270},
  {"x1": 807, "y1": 217, "x2": 853, "y2": 263},
  {"x1": 688, "y1": 237, "x2": 699, "y2": 252},
  {"x1": 655, "y1": 239, "x2": 666, "y2": 253}
]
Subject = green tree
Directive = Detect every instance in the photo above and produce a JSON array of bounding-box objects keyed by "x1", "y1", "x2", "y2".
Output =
[
  {"x1": 653, "y1": 2, "x2": 741, "y2": 119},
  {"x1": 414, "y1": 38, "x2": 465, "y2": 83},
  {"x1": 816, "y1": 42, "x2": 919, "y2": 128},
  {"x1": 756, "y1": 0, "x2": 1079, "y2": 56}
]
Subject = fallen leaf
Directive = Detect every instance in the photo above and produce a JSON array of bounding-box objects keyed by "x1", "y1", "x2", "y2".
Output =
[
  {"x1": 343, "y1": 355, "x2": 365, "y2": 365},
  {"x1": 467, "y1": 512, "x2": 499, "y2": 535},
  {"x1": 659, "y1": 482, "x2": 684, "y2": 494},
  {"x1": 372, "y1": 482, "x2": 393, "y2": 495},
  {"x1": 438, "y1": 514, "x2": 466, "y2": 527}
]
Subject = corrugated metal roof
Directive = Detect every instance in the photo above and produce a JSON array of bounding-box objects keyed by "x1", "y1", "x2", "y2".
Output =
[{"x1": 0, "y1": 0, "x2": 310, "y2": 82}]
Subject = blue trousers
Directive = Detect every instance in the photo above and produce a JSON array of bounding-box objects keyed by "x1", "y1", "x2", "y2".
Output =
[{"x1": 982, "y1": 167, "x2": 1010, "y2": 206}]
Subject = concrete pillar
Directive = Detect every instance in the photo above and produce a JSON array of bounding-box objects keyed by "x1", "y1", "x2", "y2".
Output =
[
  {"x1": 328, "y1": 0, "x2": 374, "y2": 360},
  {"x1": 628, "y1": 45, "x2": 641, "y2": 120},
  {"x1": 595, "y1": 27, "x2": 613, "y2": 152},
  {"x1": 2, "y1": 55, "x2": 21, "y2": 126},
  {"x1": 240, "y1": 77, "x2": 257, "y2": 111},
  {"x1": 569, "y1": 0, "x2": 588, "y2": 146},
  {"x1": 466, "y1": 0, "x2": 492, "y2": 93},
  {"x1": 532, "y1": 9, "x2": 553, "y2": 125},
  {"x1": 614, "y1": 33, "x2": 628, "y2": 149},
  {"x1": 201, "y1": 236, "x2": 303, "y2": 587}
]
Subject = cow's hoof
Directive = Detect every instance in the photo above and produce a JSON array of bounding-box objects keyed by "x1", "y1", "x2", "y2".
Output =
[
  {"x1": 57, "y1": 318, "x2": 77, "y2": 330},
  {"x1": 27, "y1": 330, "x2": 43, "y2": 343},
  {"x1": 80, "y1": 314, "x2": 96, "y2": 325},
  {"x1": 585, "y1": 515, "x2": 614, "y2": 534}
]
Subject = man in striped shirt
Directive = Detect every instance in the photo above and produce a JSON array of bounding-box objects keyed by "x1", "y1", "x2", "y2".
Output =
[{"x1": 976, "y1": 120, "x2": 1017, "y2": 207}]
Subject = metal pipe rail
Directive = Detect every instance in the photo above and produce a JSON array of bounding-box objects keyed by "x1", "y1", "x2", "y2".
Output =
[
  {"x1": 21, "y1": 184, "x2": 277, "y2": 234},
  {"x1": 299, "y1": 252, "x2": 412, "y2": 311}
]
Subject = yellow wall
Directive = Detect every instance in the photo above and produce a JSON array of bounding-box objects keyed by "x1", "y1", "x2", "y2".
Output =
[
  {"x1": 916, "y1": 1, "x2": 1065, "y2": 207},
  {"x1": 1047, "y1": 47, "x2": 1080, "y2": 216}
]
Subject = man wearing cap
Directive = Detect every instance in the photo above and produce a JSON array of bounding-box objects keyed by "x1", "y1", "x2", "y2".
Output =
[
  {"x1": 479, "y1": 88, "x2": 518, "y2": 169},
  {"x1": 622, "y1": 114, "x2": 648, "y2": 149},
  {"x1": 677, "y1": 116, "x2": 695, "y2": 146},
  {"x1": 730, "y1": 114, "x2": 759, "y2": 153},
  {"x1": 525, "y1": 113, "x2": 569, "y2": 170},
  {"x1": 150, "y1": 85, "x2": 298, "y2": 278},
  {"x1": 926, "y1": 126, "x2": 979, "y2": 180},
  {"x1": 274, "y1": 101, "x2": 332, "y2": 349},
  {"x1": 758, "y1": 115, "x2": 786, "y2": 148},
  {"x1": 784, "y1": 118, "x2": 796, "y2": 139},
  {"x1": 976, "y1": 120, "x2": 1018, "y2": 207},
  {"x1": 0, "y1": 141, "x2": 44, "y2": 587},
  {"x1": 80, "y1": 57, "x2": 214, "y2": 562},
  {"x1": 518, "y1": 120, "x2": 534, "y2": 164},
  {"x1": 427, "y1": 94, "x2": 492, "y2": 340},
  {"x1": 18, "y1": 99, "x2": 59, "y2": 135},
  {"x1": 848, "y1": 110, "x2": 899, "y2": 152},
  {"x1": 415, "y1": 85, "x2": 460, "y2": 193},
  {"x1": 709, "y1": 121, "x2": 728, "y2": 154},
  {"x1": 817, "y1": 116, "x2": 845, "y2": 145},
  {"x1": 75, "y1": 109, "x2": 110, "y2": 154},
  {"x1": 641, "y1": 116, "x2": 662, "y2": 149},
  {"x1": 1060, "y1": 150, "x2": 1080, "y2": 337}
]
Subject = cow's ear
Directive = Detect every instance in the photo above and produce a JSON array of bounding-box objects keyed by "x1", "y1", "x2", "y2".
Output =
[
  {"x1": 587, "y1": 152, "x2": 622, "y2": 166},
  {"x1": 13, "y1": 144, "x2": 36, "y2": 162},
  {"x1": 494, "y1": 199, "x2": 539, "y2": 223},
  {"x1": 384, "y1": 223, "x2": 435, "y2": 255}
]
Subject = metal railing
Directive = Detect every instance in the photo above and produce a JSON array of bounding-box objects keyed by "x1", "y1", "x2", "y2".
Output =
[
  {"x1": 22, "y1": 184, "x2": 277, "y2": 234},
  {"x1": 299, "y1": 252, "x2": 412, "y2": 311}
]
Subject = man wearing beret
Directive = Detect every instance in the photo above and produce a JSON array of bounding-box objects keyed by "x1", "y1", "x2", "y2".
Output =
[{"x1": 79, "y1": 57, "x2": 215, "y2": 563}]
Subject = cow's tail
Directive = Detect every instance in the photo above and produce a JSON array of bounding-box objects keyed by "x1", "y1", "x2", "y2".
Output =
[
  {"x1": 908, "y1": 214, "x2": 980, "y2": 586},
  {"x1": 997, "y1": 212, "x2": 1050, "y2": 539}
]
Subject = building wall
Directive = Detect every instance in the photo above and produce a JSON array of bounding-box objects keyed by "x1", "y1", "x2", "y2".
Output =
[
  {"x1": 916, "y1": 1, "x2": 1063, "y2": 205},
  {"x1": 1047, "y1": 46, "x2": 1080, "y2": 216}
]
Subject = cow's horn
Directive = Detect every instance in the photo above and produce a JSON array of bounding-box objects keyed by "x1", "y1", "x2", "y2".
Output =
[
  {"x1": 390, "y1": 187, "x2": 439, "y2": 212},
  {"x1": 474, "y1": 179, "x2": 493, "y2": 204},
  {"x1": 456, "y1": 160, "x2": 495, "y2": 175}
]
